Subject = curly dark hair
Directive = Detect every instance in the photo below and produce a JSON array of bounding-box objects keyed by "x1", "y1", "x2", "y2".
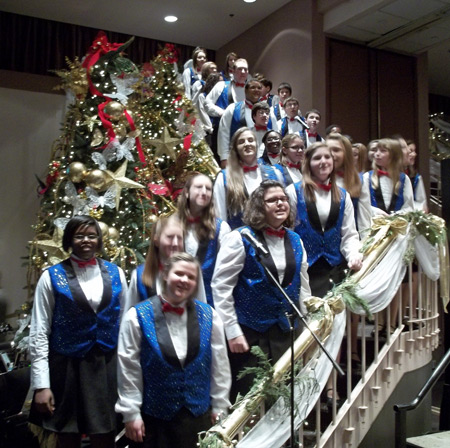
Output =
[
  {"x1": 243, "y1": 180, "x2": 294, "y2": 230},
  {"x1": 62, "y1": 215, "x2": 103, "y2": 252}
]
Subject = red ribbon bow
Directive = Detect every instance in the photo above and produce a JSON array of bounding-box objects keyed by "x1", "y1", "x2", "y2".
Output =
[
  {"x1": 187, "y1": 216, "x2": 201, "y2": 224},
  {"x1": 316, "y1": 182, "x2": 332, "y2": 192},
  {"x1": 287, "y1": 162, "x2": 301, "y2": 169},
  {"x1": 245, "y1": 100, "x2": 254, "y2": 109},
  {"x1": 268, "y1": 153, "x2": 279, "y2": 159},
  {"x1": 377, "y1": 169, "x2": 390, "y2": 177},
  {"x1": 308, "y1": 131, "x2": 318, "y2": 138},
  {"x1": 289, "y1": 117, "x2": 296, "y2": 122},
  {"x1": 71, "y1": 257, "x2": 96, "y2": 268},
  {"x1": 161, "y1": 301, "x2": 184, "y2": 315},
  {"x1": 265, "y1": 227, "x2": 286, "y2": 238},
  {"x1": 235, "y1": 82, "x2": 245, "y2": 87},
  {"x1": 255, "y1": 125, "x2": 267, "y2": 131},
  {"x1": 242, "y1": 165, "x2": 258, "y2": 173}
]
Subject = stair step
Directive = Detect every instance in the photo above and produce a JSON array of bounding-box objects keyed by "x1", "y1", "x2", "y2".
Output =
[{"x1": 406, "y1": 430, "x2": 450, "y2": 447}]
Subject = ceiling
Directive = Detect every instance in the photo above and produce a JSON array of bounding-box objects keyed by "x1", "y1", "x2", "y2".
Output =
[{"x1": 1, "y1": 0, "x2": 450, "y2": 97}]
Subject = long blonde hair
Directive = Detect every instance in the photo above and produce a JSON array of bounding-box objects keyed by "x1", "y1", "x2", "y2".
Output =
[
  {"x1": 327, "y1": 133, "x2": 361, "y2": 198},
  {"x1": 371, "y1": 138, "x2": 403, "y2": 194},
  {"x1": 142, "y1": 214, "x2": 184, "y2": 288},
  {"x1": 301, "y1": 142, "x2": 341, "y2": 203},
  {"x1": 177, "y1": 173, "x2": 216, "y2": 240},
  {"x1": 225, "y1": 127, "x2": 256, "y2": 216}
]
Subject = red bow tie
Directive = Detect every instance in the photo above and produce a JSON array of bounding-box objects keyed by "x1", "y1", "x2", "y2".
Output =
[
  {"x1": 161, "y1": 300, "x2": 184, "y2": 316},
  {"x1": 187, "y1": 216, "x2": 201, "y2": 224},
  {"x1": 336, "y1": 170, "x2": 345, "y2": 177},
  {"x1": 308, "y1": 131, "x2": 317, "y2": 138},
  {"x1": 235, "y1": 82, "x2": 245, "y2": 87},
  {"x1": 71, "y1": 257, "x2": 96, "y2": 268},
  {"x1": 261, "y1": 94, "x2": 268, "y2": 101},
  {"x1": 289, "y1": 117, "x2": 296, "y2": 122},
  {"x1": 377, "y1": 169, "x2": 390, "y2": 177},
  {"x1": 245, "y1": 100, "x2": 254, "y2": 109},
  {"x1": 316, "y1": 182, "x2": 332, "y2": 192},
  {"x1": 287, "y1": 162, "x2": 301, "y2": 169},
  {"x1": 255, "y1": 125, "x2": 267, "y2": 131},
  {"x1": 268, "y1": 153, "x2": 279, "y2": 159},
  {"x1": 265, "y1": 227, "x2": 286, "y2": 238},
  {"x1": 242, "y1": 164, "x2": 258, "y2": 173}
]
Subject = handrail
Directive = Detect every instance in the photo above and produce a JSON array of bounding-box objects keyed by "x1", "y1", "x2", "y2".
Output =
[{"x1": 393, "y1": 348, "x2": 450, "y2": 448}]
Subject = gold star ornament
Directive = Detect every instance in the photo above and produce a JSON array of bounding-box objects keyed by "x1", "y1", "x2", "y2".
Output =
[{"x1": 149, "y1": 127, "x2": 183, "y2": 161}]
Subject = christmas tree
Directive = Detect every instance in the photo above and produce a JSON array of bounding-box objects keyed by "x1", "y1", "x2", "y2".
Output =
[{"x1": 27, "y1": 32, "x2": 219, "y2": 293}]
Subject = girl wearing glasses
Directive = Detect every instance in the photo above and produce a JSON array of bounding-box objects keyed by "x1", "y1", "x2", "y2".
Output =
[
  {"x1": 213, "y1": 127, "x2": 284, "y2": 230},
  {"x1": 259, "y1": 130, "x2": 283, "y2": 166},
  {"x1": 212, "y1": 180, "x2": 311, "y2": 400},
  {"x1": 29, "y1": 215, "x2": 127, "y2": 447}
]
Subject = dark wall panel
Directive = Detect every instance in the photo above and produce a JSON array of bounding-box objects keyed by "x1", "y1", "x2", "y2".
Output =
[{"x1": 328, "y1": 39, "x2": 371, "y2": 144}]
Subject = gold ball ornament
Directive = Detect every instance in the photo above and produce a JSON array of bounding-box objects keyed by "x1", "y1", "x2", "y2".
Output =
[
  {"x1": 104, "y1": 101, "x2": 124, "y2": 121},
  {"x1": 67, "y1": 162, "x2": 87, "y2": 183},
  {"x1": 85, "y1": 169, "x2": 108, "y2": 191},
  {"x1": 97, "y1": 221, "x2": 110, "y2": 238},
  {"x1": 108, "y1": 227, "x2": 120, "y2": 241}
]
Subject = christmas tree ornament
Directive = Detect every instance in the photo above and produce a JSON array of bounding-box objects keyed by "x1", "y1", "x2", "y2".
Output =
[
  {"x1": 67, "y1": 162, "x2": 87, "y2": 183},
  {"x1": 108, "y1": 227, "x2": 120, "y2": 241},
  {"x1": 104, "y1": 101, "x2": 124, "y2": 121},
  {"x1": 85, "y1": 169, "x2": 109, "y2": 191},
  {"x1": 104, "y1": 160, "x2": 145, "y2": 209},
  {"x1": 97, "y1": 221, "x2": 110, "y2": 238},
  {"x1": 149, "y1": 127, "x2": 183, "y2": 161},
  {"x1": 63, "y1": 181, "x2": 89, "y2": 215}
]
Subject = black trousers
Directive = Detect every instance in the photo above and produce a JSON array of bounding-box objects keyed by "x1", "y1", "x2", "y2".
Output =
[
  {"x1": 228, "y1": 323, "x2": 300, "y2": 403},
  {"x1": 135, "y1": 408, "x2": 211, "y2": 448}
]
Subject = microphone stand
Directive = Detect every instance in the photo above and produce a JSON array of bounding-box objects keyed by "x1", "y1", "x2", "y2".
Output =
[{"x1": 253, "y1": 250, "x2": 345, "y2": 448}]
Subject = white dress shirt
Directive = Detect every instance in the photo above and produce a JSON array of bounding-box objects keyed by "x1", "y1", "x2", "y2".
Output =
[
  {"x1": 335, "y1": 174, "x2": 372, "y2": 237},
  {"x1": 29, "y1": 259, "x2": 128, "y2": 390},
  {"x1": 204, "y1": 81, "x2": 245, "y2": 118},
  {"x1": 211, "y1": 230, "x2": 311, "y2": 340},
  {"x1": 213, "y1": 167, "x2": 285, "y2": 222},
  {"x1": 184, "y1": 220, "x2": 231, "y2": 257},
  {"x1": 361, "y1": 171, "x2": 414, "y2": 216},
  {"x1": 115, "y1": 301, "x2": 231, "y2": 422}
]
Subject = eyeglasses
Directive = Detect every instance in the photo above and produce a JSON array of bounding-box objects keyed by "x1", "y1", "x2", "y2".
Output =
[
  {"x1": 288, "y1": 145, "x2": 304, "y2": 151},
  {"x1": 73, "y1": 234, "x2": 99, "y2": 241},
  {"x1": 264, "y1": 196, "x2": 289, "y2": 204}
]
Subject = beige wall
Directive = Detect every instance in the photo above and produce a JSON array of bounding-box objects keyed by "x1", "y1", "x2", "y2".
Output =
[
  {"x1": 0, "y1": 84, "x2": 66, "y2": 317},
  {"x1": 216, "y1": 0, "x2": 328, "y2": 131}
]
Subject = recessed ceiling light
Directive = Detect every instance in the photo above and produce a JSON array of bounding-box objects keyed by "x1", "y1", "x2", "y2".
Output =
[
  {"x1": 243, "y1": 0, "x2": 256, "y2": 3},
  {"x1": 164, "y1": 15, "x2": 178, "y2": 23}
]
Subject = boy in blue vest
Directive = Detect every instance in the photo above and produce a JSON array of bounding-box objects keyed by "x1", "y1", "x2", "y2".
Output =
[{"x1": 116, "y1": 252, "x2": 231, "y2": 448}]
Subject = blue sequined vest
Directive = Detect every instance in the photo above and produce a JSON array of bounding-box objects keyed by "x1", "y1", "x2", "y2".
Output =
[
  {"x1": 48, "y1": 259, "x2": 122, "y2": 357},
  {"x1": 234, "y1": 227, "x2": 302, "y2": 333},
  {"x1": 293, "y1": 183, "x2": 346, "y2": 267},
  {"x1": 368, "y1": 171, "x2": 405, "y2": 212},
  {"x1": 136, "y1": 298, "x2": 213, "y2": 421}
]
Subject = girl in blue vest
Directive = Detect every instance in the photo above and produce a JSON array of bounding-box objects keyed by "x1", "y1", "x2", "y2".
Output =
[
  {"x1": 327, "y1": 133, "x2": 372, "y2": 237},
  {"x1": 182, "y1": 47, "x2": 207, "y2": 100},
  {"x1": 220, "y1": 51, "x2": 237, "y2": 82},
  {"x1": 406, "y1": 140, "x2": 428, "y2": 212},
  {"x1": 213, "y1": 127, "x2": 284, "y2": 230},
  {"x1": 362, "y1": 138, "x2": 414, "y2": 216},
  {"x1": 176, "y1": 173, "x2": 231, "y2": 307},
  {"x1": 29, "y1": 215, "x2": 127, "y2": 447},
  {"x1": 126, "y1": 215, "x2": 184, "y2": 310},
  {"x1": 116, "y1": 252, "x2": 231, "y2": 448},
  {"x1": 212, "y1": 180, "x2": 311, "y2": 400},
  {"x1": 278, "y1": 133, "x2": 305, "y2": 186},
  {"x1": 286, "y1": 142, "x2": 363, "y2": 299},
  {"x1": 259, "y1": 130, "x2": 282, "y2": 166}
]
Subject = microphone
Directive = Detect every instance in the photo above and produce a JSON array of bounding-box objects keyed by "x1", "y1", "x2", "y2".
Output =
[
  {"x1": 241, "y1": 229, "x2": 269, "y2": 258},
  {"x1": 297, "y1": 116, "x2": 310, "y2": 130}
]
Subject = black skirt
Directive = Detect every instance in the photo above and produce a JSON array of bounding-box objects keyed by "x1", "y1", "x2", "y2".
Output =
[
  {"x1": 29, "y1": 345, "x2": 117, "y2": 434},
  {"x1": 308, "y1": 257, "x2": 346, "y2": 298}
]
